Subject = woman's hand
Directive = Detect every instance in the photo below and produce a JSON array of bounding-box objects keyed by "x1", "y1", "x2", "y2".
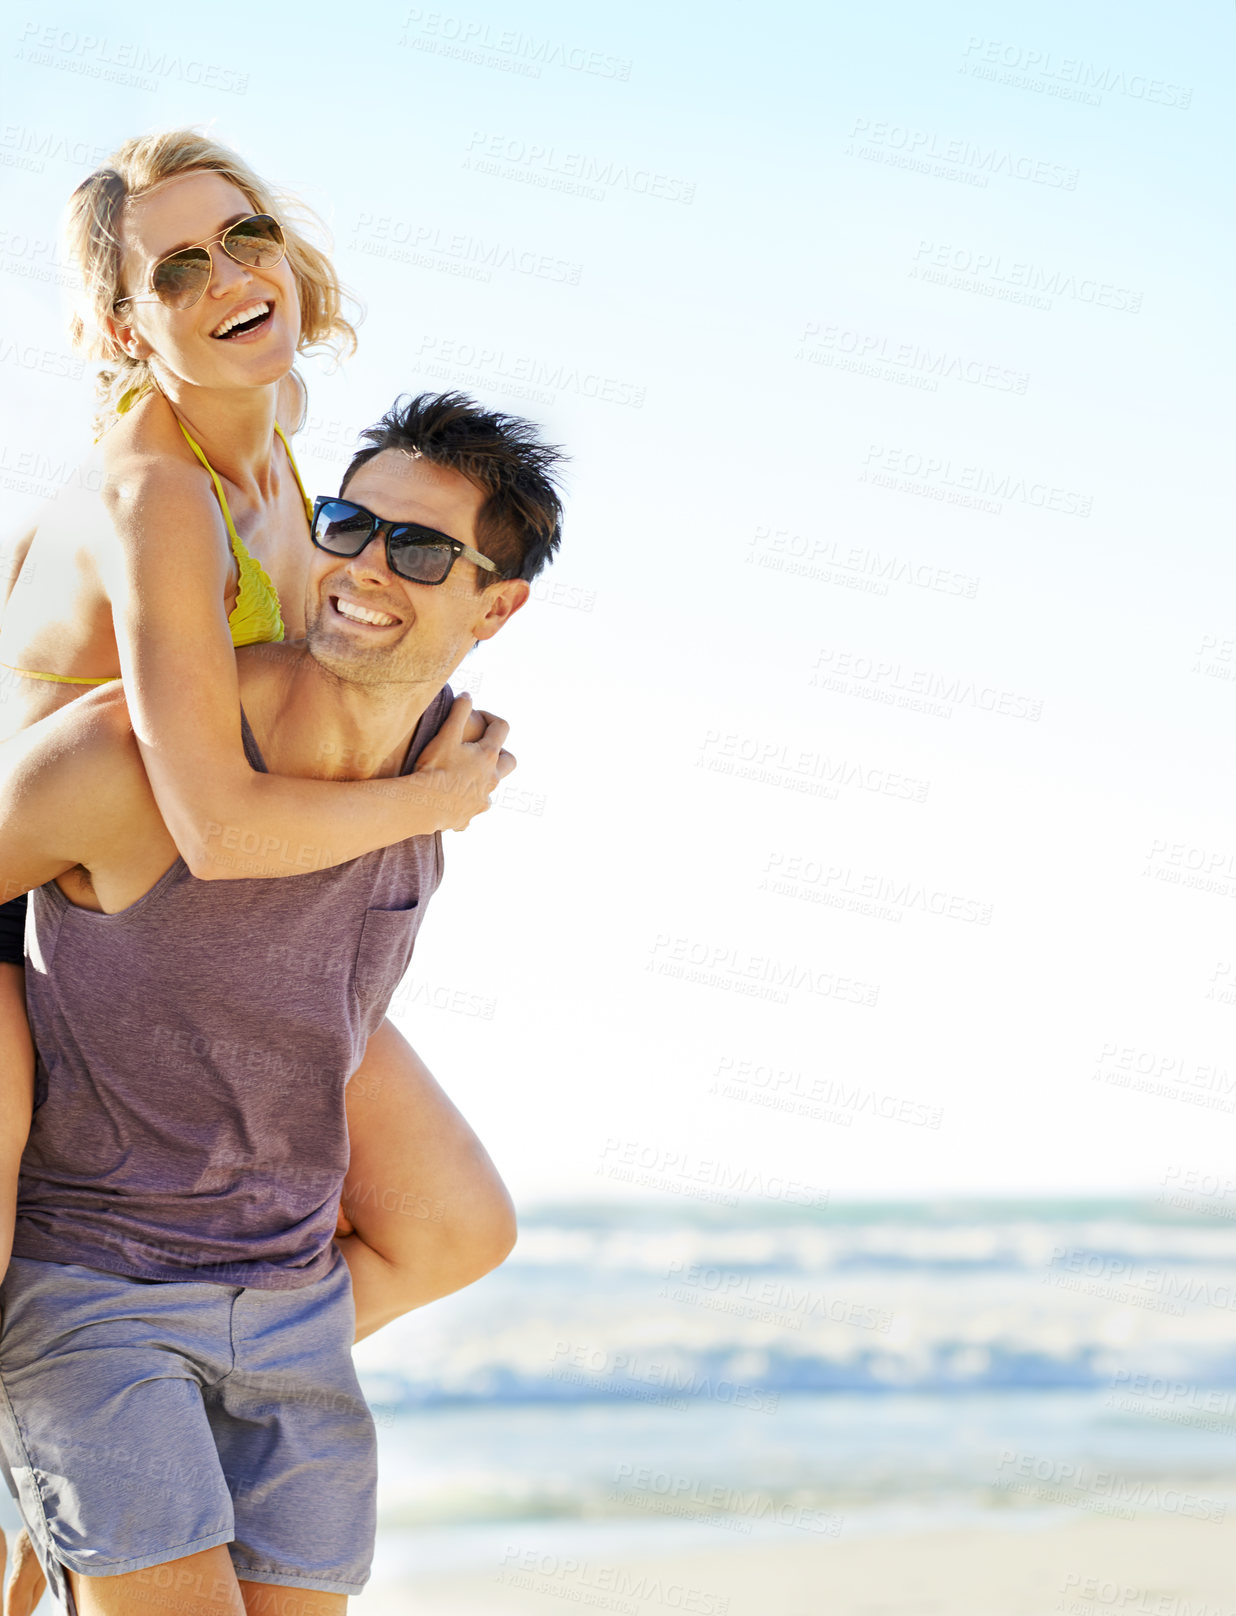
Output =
[{"x1": 413, "y1": 693, "x2": 516, "y2": 832}]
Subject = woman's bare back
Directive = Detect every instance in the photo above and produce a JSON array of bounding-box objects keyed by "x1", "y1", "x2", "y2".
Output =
[
  {"x1": 0, "y1": 378, "x2": 313, "y2": 741},
  {"x1": 0, "y1": 451, "x2": 119, "y2": 736}
]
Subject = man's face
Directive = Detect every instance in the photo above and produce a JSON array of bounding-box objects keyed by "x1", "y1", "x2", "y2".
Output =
[{"x1": 304, "y1": 449, "x2": 526, "y2": 688}]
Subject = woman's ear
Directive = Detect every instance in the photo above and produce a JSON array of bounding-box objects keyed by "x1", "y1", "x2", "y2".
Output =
[{"x1": 103, "y1": 310, "x2": 143, "y2": 360}]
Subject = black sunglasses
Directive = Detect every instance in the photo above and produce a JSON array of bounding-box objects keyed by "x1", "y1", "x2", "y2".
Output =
[{"x1": 311, "y1": 496, "x2": 502, "y2": 586}]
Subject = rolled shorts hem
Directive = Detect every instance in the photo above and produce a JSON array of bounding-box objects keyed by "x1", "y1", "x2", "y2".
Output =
[
  {"x1": 231, "y1": 1565, "x2": 370, "y2": 1596},
  {"x1": 54, "y1": 1525, "x2": 236, "y2": 1578}
]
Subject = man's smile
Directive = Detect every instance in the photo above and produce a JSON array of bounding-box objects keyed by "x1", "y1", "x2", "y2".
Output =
[{"x1": 329, "y1": 594, "x2": 402, "y2": 629}]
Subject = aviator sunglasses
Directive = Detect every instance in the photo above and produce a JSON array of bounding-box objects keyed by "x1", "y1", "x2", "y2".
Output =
[
  {"x1": 114, "y1": 214, "x2": 286, "y2": 314},
  {"x1": 311, "y1": 496, "x2": 504, "y2": 587}
]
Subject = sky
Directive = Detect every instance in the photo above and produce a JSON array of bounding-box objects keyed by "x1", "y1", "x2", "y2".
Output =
[{"x1": 0, "y1": 0, "x2": 1231, "y2": 1206}]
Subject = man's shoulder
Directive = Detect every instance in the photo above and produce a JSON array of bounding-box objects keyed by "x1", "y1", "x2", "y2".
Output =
[
  {"x1": 406, "y1": 682, "x2": 456, "y2": 768},
  {"x1": 432, "y1": 681, "x2": 456, "y2": 726}
]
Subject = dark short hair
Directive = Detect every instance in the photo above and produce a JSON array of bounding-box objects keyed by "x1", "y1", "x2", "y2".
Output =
[{"x1": 339, "y1": 391, "x2": 566, "y2": 585}]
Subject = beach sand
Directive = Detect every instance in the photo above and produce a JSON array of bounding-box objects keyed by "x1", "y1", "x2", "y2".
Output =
[{"x1": 356, "y1": 1514, "x2": 1236, "y2": 1615}]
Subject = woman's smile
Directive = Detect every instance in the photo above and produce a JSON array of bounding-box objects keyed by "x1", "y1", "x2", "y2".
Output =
[{"x1": 210, "y1": 299, "x2": 275, "y2": 341}]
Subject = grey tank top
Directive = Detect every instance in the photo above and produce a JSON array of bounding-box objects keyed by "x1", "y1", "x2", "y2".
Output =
[{"x1": 12, "y1": 686, "x2": 452, "y2": 1290}]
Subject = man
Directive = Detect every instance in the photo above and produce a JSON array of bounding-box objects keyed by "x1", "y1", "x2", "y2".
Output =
[{"x1": 0, "y1": 391, "x2": 565, "y2": 1616}]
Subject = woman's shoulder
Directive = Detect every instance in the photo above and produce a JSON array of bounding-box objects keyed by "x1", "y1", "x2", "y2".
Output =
[
  {"x1": 95, "y1": 397, "x2": 229, "y2": 584},
  {"x1": 100, "y1": 393, "x2": 206, "y2": 514},
  {"x1": 101, "y1": 387, "x2": 192, "y2": 470}
]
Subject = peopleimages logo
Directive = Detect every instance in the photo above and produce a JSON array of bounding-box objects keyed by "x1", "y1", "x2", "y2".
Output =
[
  {"x1": 610, "y1": 1464, "x2": 844, "y2": 1537},
  {"x1": 711, "y1": 1054, "x2": 944, "y2": 1131},
  {"x1": 464, "y1": 131, "x2": 696, "y2": 204},
  {"x1": 959, "y1": 36, "x2": 1193, "y2": 109},
  {"x1": 860, "y1": 444, "x2": 1093, "y2": 519},
  {"x1": 846, "y1": 117, "x2": 1079, "y2": 189},
  {"x1": 995, "y1": 1449, "x2": 1223, "y2": 1522},
  {"x1": 596, "y1": 1137, "x2": 831, "y2": 1209},
  {"x1": 14, "y1": 22, "x2": 249, "y2": 94},
  {"x1": 810, "y1": 646, "x2": 1044, "y2": 722},
  {"x1": 548, "y1": 1342, "x2": 780, "y2": 1414},
  {"x1": 401, "y1": 10, "x2": 632, "y2": 80},
  {"x1": 797, "y1": 320, "x2": 1030, "y2": 394},
  {"x1": 911, "y1": 240, "x2": 1142, "y2": 314},
  {"x1": 747, "y1": 523, "x2": 982, "y2": 598},
  {"x1": 662, "y1": 1261, "x2": 895, "y2": 1334},
  {"x1": 646, "y1": 931, "x2": 880, "y2": 1009},
  {"x1": 760, "y1": 852, "x2": 994, "y2": 927},
  {"x1": 0, "y1": 124, "x2": 109, "y2": 173},
  {"x1": 696, "y1": 728, "x2": 931, "y2": 804},
  {"x1": 496, "y1": 1546, "x2": 730, "y2": 1615}
]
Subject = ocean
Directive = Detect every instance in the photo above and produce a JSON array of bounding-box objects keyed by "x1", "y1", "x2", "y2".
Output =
[
  {"x1": 7, "y1": 1196, "x2": 1236, "y2": 1607},
  {"x1": 352, "y1": 1195, "x2": 1236, "y2": 1586}
]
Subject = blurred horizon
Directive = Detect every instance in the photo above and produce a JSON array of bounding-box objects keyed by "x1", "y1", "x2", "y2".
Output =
[{"x1": 1, "y1": 6, "x2": 1230, "y2": 1605}]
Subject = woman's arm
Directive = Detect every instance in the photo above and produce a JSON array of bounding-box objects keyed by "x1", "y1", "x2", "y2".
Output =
[
  {"x1": 102, "y1": 458, "x2": 506, "y2": 879},
  {"x1": 335, "y1": 1019, "x2": 517, "y2": 1342}
]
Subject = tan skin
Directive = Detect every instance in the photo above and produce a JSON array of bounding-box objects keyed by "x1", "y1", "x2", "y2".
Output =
[
  {"x1": 1, "y1": 451, "x2": 528, "y2": 1616},
  {"x1": 1, "y1": 453, "x2": 530, "y2": 1616},
  {"x1": 0, "y1": 175, "x2": 521, "y2": 1614}
]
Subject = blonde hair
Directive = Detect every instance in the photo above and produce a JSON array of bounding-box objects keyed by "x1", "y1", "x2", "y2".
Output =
[{"x1": 65, "y1": 129, "x2": 358, "y2": 430}]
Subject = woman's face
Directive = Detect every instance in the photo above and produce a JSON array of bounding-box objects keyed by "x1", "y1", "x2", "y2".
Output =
[{"x1": 111, "y1": 170, "x2": 301, "y2": 394}]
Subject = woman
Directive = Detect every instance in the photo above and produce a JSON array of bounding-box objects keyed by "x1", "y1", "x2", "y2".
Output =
[{"x1": 0, "y1": 131, "x2": 522, "y2": 1614}]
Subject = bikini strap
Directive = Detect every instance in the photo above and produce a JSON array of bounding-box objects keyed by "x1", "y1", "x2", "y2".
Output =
[
  {"x1": 178, "y1": 417, "x2": 311, "y2": 554},
  {"x1": 0, "y1": 665, "x2": 118, "y2": 686},
  {"x1": 273, "y1": 420, "x2": 313, "y2": 526},
  {"x1": 177, "y1": 420, "x2": 245, "y2": 555}
]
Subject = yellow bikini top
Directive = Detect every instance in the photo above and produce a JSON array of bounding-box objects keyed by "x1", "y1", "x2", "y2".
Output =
[
  {"x1": 6, "y1": 416, "x2": 310, "y2": 686},
  {"x1": 177, "y1": 418, "x2": 308, "y2": 650}
]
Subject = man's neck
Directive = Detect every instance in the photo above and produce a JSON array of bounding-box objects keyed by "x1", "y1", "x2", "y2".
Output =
[{"x1": 237, "y1": 643, "x2": 441, "y2": 781}]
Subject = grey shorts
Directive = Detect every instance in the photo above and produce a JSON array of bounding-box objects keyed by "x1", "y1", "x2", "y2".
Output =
[{"x1": 0, "y1": 1248, "x2": 376, "y2": 1612}]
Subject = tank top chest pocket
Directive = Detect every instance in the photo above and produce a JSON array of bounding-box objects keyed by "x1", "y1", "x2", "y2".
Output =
[{"x1": 352, "y1": 902, "x2": 421, "y2": 1014}]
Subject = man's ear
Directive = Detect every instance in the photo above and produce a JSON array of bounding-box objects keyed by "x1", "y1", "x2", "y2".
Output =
[{"x1": 472, "y1": 579, "x2": 530, "y2": 645}]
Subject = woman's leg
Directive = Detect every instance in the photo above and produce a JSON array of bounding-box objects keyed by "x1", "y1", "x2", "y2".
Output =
[
  {"x1": 336, "y1": 1018, "x2": 517, "y2": 1342},
  {"x1": 0, "y1": 948, "x2": 42, "y2": 1616},
  {"x1": 0, "y1": 953, "x2": 34, "y2": 1279}
]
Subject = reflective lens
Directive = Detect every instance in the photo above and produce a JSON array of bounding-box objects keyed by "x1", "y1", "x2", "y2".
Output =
[
  {"x1": 223, "y1": 215, "x2": 284, "y2": 268},
  {"x1": 386, "y1": 535, "x2": 455, "y2": 584},
  {"x1": 313, "y1": 502, "x2": 374, "y2": 553},
  {"x1": 151, "y1": 249, "x2": 212, "y2": 310}
]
